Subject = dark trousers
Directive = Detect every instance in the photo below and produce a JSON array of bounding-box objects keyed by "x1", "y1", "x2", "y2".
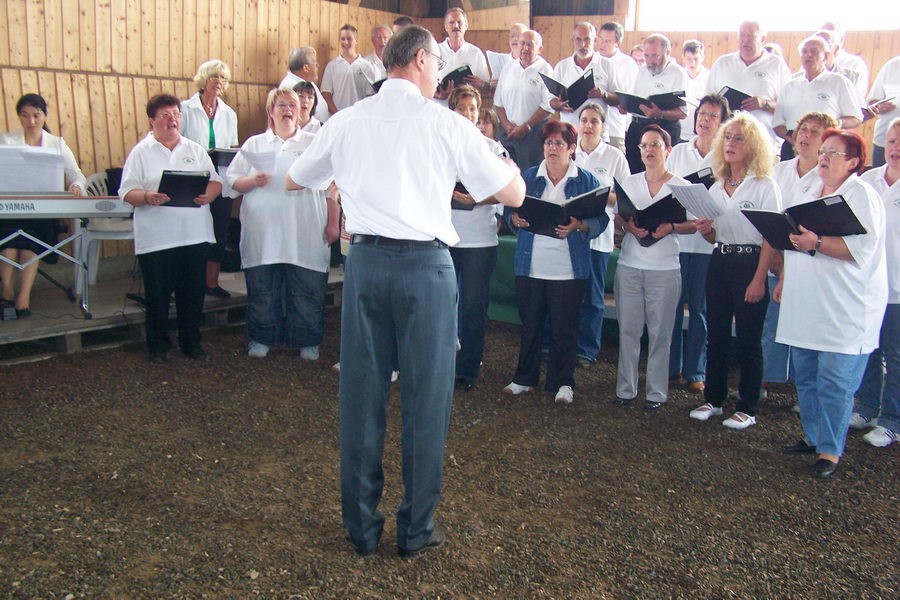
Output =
[
  {"x1": 244, "y1": 263, "x2": 328, "y2": 349},
  {"x1": 339, "y1": 242, "x2": 457, "y2": 555},
  {"x1": 513, "y1": 276, "x2": 587, "y2": 391},
  {"x1": 137, "y1": 243, "x2": 208, "y2": 354},
  {"x1": 208, "y1": 195, "x2": 233, "y2": 262},
  {"x1": 704, "y1": 249, "x2": 768, "y2": 415},
  {"x1": 625, "y1": 118, "x2": 682, "y2": 174},
  {"x1": 450, "y1": 245, "x2": 498, "y2": 382}
]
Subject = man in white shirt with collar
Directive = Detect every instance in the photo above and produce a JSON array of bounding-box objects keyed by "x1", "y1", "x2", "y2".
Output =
[
  {"x1": 821, "y1": 21, "x2": 870, "y2": 96},
  {"x1": 286, "y1": 25, "x2": 525, "y2": 560},
  {"x1": 597, "y1": 21, "x2": 638, "y2": 154},
  {"x1": 280, "y1": 47, "x2": 330, "y2": 123},
  {"x1": 679, "y1": 39, "x2": 710, "y2": 142},
  {"x1": 433, "y1": 7, "x2": 490, "y2": 105},
  {"x1": 363, "y1": 24, "x2": 392, "y2": 82},
  {"x1": 321, "y1": 24, "x2": 372, "y2": 113},
  {"x1": 550, "y1": 22, "x2": 621, "y2": 135},
  {"x1": 494, "y1": 29, "x2": 554, "y2": 170},
  {"x1": 621, "y1": 33, "x2": 688, "y2": 173},
  {"x1": 707, "y1": 21, "x2": 791, "y2": 149},
  {"x1": 488, "y1": 22, "x2": 528, "y2": 87}
]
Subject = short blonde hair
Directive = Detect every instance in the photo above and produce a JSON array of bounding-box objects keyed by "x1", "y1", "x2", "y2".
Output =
[
  {"x1": 193, "y1": 59, "x2": 231, "y2": 93},
  {"x1": 265, "y1": 87, "x2": 300, "y2": 130},
  {"x1": 711, "y1": 112, "x2": 773, "y2": 180}
]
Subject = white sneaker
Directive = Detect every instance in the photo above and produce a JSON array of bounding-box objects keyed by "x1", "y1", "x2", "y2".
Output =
[
  {"x1": 863, "y1": 426, "x2": 896, "y2": 447},
  {"x1": 299, "y1": 345, "x2": 319, "y2": 361},
  {"x1": 332, "y1": 361, "x2": 398, "y2": 382},
  {"x1": 849, "y1": 412, "x2": 874, "y2": 430},
  {"x1": 502, "y1": 382, "x2": 531, "y2": 395},
  {"x1": 247, "y1": 341, "x2": 270, "y2": 358},
  {"x1": 554, "y1": 385, "x2": 574, "y2": 404},
  {"x1": 689, "y1": 403, "x2": 723, "y2": 421},
  {"x1": 332, "y1": 362, "x2": 341, "y2": 372},
  {"x1": 722, "y1": 412, "x2": 757, "y2": 430},
  {"x1": 391, "y1": 371, "x2": 399, "y2": 383},
  {"x1": 790, "y1": 401, "x2": 801, "y2": 414}
]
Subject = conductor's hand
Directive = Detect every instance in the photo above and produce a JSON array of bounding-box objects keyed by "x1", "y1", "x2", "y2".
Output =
[
  {"x1": 146, "y1": 192, "x2": 170, "y2": 206},
  {"x1": 510, "y1": 212, "x2": 530, "y2": 229},
  {"x1": 324, "y1": 222, "x2": 340, "y2": 244},
  {"x1": 555, "y1": 217, "x2": 580, "y2": 238}
]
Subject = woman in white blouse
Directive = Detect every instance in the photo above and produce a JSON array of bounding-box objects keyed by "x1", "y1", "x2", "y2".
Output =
[
  {"x1": 775, "y1": 129, "x2": 887, "y2": 477},
  {"x1": 613, "y1": 124, "x2": 692, "y2": 411},
  {"x1": 0, "y1": 93, "x2": 86, "y2": 317},
  {"x1": 691, "y1": 112, "x2": 780, "y2": 429},
  {"x1": 226, "y1": 88, "x2": 338, "y2": 360},
  {"x1": 181, "y1": 60, "x2": 239, "y2": 299},
  {"x1": 573, "y1": 103, "x2": 629, "y2": 369}
]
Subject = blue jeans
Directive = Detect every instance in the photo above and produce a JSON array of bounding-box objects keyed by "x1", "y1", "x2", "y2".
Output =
[
  {"x1": 339, "y1": 242, "x2": 457, "y2": 555},
  {"x1": 576, "y1": 249, "x2": 610, "y2": 362},
  {"x1": 450, "y1": 245, "x2": 498, "y2": 382},
  {"x1": 244, "y1": 263, "x2": 328, "y2": 349},
  {"x1": 856, "y1": 303, "x2": 900, "y2": 432},
  {"x1": 761, "y1": 274, "x2": 793, "y2": 383},
  {"x1": 669, "y1": 252, "x2": 709, "y2": 382},
  {"x1": 792, "y1": 348, "x2": 869, "y2": 456}
]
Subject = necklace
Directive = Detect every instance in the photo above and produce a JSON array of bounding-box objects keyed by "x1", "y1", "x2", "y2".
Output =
[
  {"x1": 725, "y1": 178, "x2": 744, "y2": 187},
  {"x1": 645, "y1": 171, "x2": 670, "y2": 184},
  {"x1": 201, "y1": 97, "x2": 217, "y2": 118}
]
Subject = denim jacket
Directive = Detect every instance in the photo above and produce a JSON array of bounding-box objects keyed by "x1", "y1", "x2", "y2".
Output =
[{"x1": 507, "y1": 164, "x2": 607, "y2": 279}]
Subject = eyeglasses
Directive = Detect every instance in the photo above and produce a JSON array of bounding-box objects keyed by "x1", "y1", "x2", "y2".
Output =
[
  {"x1": 424, "y1": 49, "x2": 446, "y2": 71},
  {"x1": 544, "y1": 139, "x2": 568, "y2": 148},
  {"x1": 818, "y1": 148, "x2": 852, "y2": 159},
  {"x1": 638, "y1": 142, "x2": 664, "y2": 150},
  {"x1": 274, "y1": 103, "x2": 299, "y2": 110},
  {"x1": 208, "y1": 74, "x2": 228, "y2": 82},
  {"x1": 696, "y1": 111, "x2": 721, "y2": 120},
  {"x1": 724, "y1": 134, "x2": 745, "y2": 143},
  {"x1": 155, "y1": 111, "x2": 181, "y2": 121}
]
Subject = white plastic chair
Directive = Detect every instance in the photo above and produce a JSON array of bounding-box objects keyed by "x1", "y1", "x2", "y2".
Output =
[{"x1": 74, "y1": 172, "x2": 134, "y2": 294}]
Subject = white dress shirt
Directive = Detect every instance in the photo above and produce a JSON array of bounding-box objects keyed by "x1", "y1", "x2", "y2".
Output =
[
  {"x1": 774, "y1": 69, "x2": 862, "y2": 131},
  {"x1": 320, "y1": 55, "x2": 373, "y2": 111},
  {"x1": 279, "y1": 72, "x2": 331, "y2": 123},
  {"x1": 574, "y1": 141, "x2": 629, "y2": 253},
  {"x1": 861, "y1": 166, "x2": 900, "y2": 303},
  {"x1": 666, "y1": 138, "x2": 715, "y2": 254},
  {"x1": 615, "y1": 173, "x2": 688, "y2": 271},
  {"x1": 0, "y1": 130, "x2": 86, "y2": 191},
  {"x1": 552, "y1": 53, "x2": 621, "y2": 130},
  {"x1": 118, "y1": 133, "x2": 220, "y2": 254},
  {"x1": 287, "y1": 78, "x2": 516, "y2": 247},
  {"x1": 494, "y1": 57, "x2": 554, "y2": 125},
  {"x1": 868, "y1": 56, "x2": 900, "y2": 148}
]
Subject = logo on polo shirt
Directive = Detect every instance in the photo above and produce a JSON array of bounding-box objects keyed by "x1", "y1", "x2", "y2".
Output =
[
  {"x1": 817, "y1": 92, "x2": 831, "y2": 101},
  {"x1": 654, "y1": 82, "x2": 665, "y2": 90},
  {"x1": 594, "y1": 167, "x2": 609, "y2": 176},
  {"x1": 183, "y1": 157, "x2": 196, "y2": 164},
  {"x1": 739, "y1": 200, "x2": 755, "y2": 209},
  {"x1": 894, "y1": 197, "x2": 900, "y2": 207},
  {"x1": 529, "y1": 78, "x2": 540, "y2": 87},
  {"x1": 801, "y1": 184, "x2": 811, "y2": 193}
]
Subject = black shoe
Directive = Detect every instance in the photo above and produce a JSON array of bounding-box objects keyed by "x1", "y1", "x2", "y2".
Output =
[
  {"x1": 614, "y1": 396, "x2": 634, "y2": 406},
  {"x1": 454, "y1": 377, "x2": 475, "y2": 392},
  {"x1": 782, "y1": 440, "x2": 816, "y2": 454},
  {"x1": 149, "y1": 351, "x2": 169, "y2": 364},
  {"x1": 182, "y1": 346, "x2": 209, "y2": 361},
  {"x1": 15, "y1": 308, "x2": 31, "y2": 318},
  {"x1": 643, "y1": 400, "x2": 664, "y2": 412},
  {"x1": 812, "y1": 458, "x2": 839, "y2": 479},
  {"x1": 205, "y1": 285, "x2": 231, "y2": 299},
  {"x1": 399, "y1": 525, "x2": 445, "y2": 559}
]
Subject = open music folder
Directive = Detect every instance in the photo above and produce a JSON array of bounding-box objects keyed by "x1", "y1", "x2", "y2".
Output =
[
  {"x1": 517, "y1": 186, "x2": 610, "y2": 238},
  {"x1": 616, "y1": 90, "x2": 686, "y2": 115},
  {"x1": 741, "y1": 194, "x2": 867, "y2": 253},
  {"x1": 540, "y1": 70, "x2": 593, "y2": 111},
  {"x1": 157, "y1": 170, "x2": 210, "y2": 208},
  {"x1": 718, "y1": 86, "x2": 752, "y2": 112},
  {"x1": 439, "y1": 65, "x2": 474, "y2": 90},
  {"x1": 615, "y1": 179, "x2": 687, "y2": 247}
]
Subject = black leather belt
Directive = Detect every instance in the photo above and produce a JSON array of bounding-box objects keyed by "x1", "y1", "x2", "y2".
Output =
[
  {"x1": 716, "y1": 243, "x2": 760, "y2": 255},
  {"x1": 351, "y1": 234, "x2": 447, "y2": 248}
]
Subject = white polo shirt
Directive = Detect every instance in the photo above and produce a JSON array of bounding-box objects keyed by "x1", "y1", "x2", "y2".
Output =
[
  {"x1": 868, "y1": 56, "x2": 900, "y2": 147},
  {"x1": 836, "y1": 50, "x2": 870, "y2": 98},
  {"x1": 774, "y1": 69, "x2": 862, "y2": 131},
  {"x1": 452, "y1": 137, "x2": 507, "y2": 249},
  {"x1": 226, "y1": 129, "x2": 329, "y2": 272},
  {"x1": 574, "y1": 141, "x2": 629, "y2": 253},
  {"x1": 615, "y1": 172, "x2": 688, "y2": 271},
  {"x1": 680, "y1": 66, "x2": 710, "y2": 141},
  {"x1": 604, "y1": 49, "x2": 639, "y2": 140},
  {"x1": 530, "y1": 160, "x2": 579, "y2": 280},
  {"x1": 709, "y1": 176, "x2": 781, "y2": 245},
  {"x1": 861, "y1": 165, "x2": 900, "y2": 303},
  {"x1": 287, "y1": 78, "x2": 516, "y2": 247},
  {"x1": 438, "y1": 39, "x2": 490, "y2": 84},
  {"x1": 666, "y1": 137, "x2": 715, "y2": 254},
  {"x1": 494, "y1": 57, "x2": 554, "y2": 126},
  {"x1": 632, "y1": 61, "x2": 689, "y2": 107},
  {"x1": 776, "y1": 175, "x2": 887, "y2": 354},
  {"x1": 707, "y1": 52, "x2": 792, "y2": 145},
  {"x1": 364, "y1": 51, "x2": 387, "y2": 82},
  {"x1": 279, "y1": 72, "x2": 331, "y2": 123},
  {"x1": 552, "y1": 53, "x2": 621, "y2": 130},
  {"x1": 320, "y1": 55, "x2": 373, "y2": 111},
  {"x1": 119, "y1": 132, "x2": 220, "y2": 255},
  {"x1": 773, "y1": 157, "x2": 822, "y2": 209}
]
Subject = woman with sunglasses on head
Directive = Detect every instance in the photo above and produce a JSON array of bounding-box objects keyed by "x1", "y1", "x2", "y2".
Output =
[{"x1": 776, "y1": 129, "x2": 888, "y2": 477}]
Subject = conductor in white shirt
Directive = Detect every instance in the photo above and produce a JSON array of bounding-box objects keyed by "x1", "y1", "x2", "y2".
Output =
[{"x1": 285, "y1": 25, "x2": 525, "y2": 558}]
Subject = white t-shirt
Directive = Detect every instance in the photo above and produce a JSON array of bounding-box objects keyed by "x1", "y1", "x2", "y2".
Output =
[
  {"x1": 494, "y1": 57, "x2": 554, "y2": 125},
  {"x1": 452, "y1": 136, "x2": 507, "y2": 249},
  {"x1": 776, "y1": 175, "x2": 887, "y2": 354},
  {"x1": 118, "y1": 132, "x2": 220, "y2": 255},
  {"x1": 0, "y1": 130, "x2": 86, "y2": 192},
  {"x1": 868, "y1": 56, "x2": 900, "y2": 147},
  {"x1": 680, "y1": 66, "x2": 710, "y2": 141},
  {"x1": 552, "y1": 53, "x2": 621, "y2": 131},
  {"x1": 179, "y1": 93, "x2": 239, "y2": 198},
  {"x1": 604, "y1": 49, "x2": 638, "y2": 139},
  {"x1": 615, "y1": 172, "x2": 688, "y2": 271},
  {"x1": 279, "y1": 72, "x2": 331, "y2": 123},
  {"x1": 774, "y1": 69, "x2": 862, "y2": 131},
  {"x1": 666, "y1": 138, "x2": 715, "y2": 254},
  {"x1": 287, "y1": 78, "x2": 515, "y2": 247},
  {"x1": 226, "y1": 129, "x2": 329, "y2": 272},
  {"x1": 574, "y1": 141, "x2": 629, "y2": 253},
  {"x1": 861, "y1": 166, "x2": 900, "y2": 303},
  {"x1": 709, "y1": 176, "x2": 782, "y2": 245},
  {"x1": 320, "y1": 55, "x2": 373, "y2": 111},
  {"x1": 707, "y1": 52, "x2": 792, "y2": 145},
  {"x1": 530, "y1": 160, "x2": 578, "y2": 280},
  {"x1": 773, "y1": 157, "x2": 822, "y2": 209}
]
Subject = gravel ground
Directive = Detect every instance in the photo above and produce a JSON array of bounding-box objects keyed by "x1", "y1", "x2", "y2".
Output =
[{"x1": 1, "y1": 312, "x2": 897, "y2": 599}]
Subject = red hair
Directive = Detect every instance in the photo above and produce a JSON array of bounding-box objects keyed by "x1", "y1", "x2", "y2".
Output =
[
  {"x1": 540, "y1": 120, "x2": 578, "y2": 159},
  {"x1": 821, "y1": 128, "x2": 866, "y2": 175}
]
